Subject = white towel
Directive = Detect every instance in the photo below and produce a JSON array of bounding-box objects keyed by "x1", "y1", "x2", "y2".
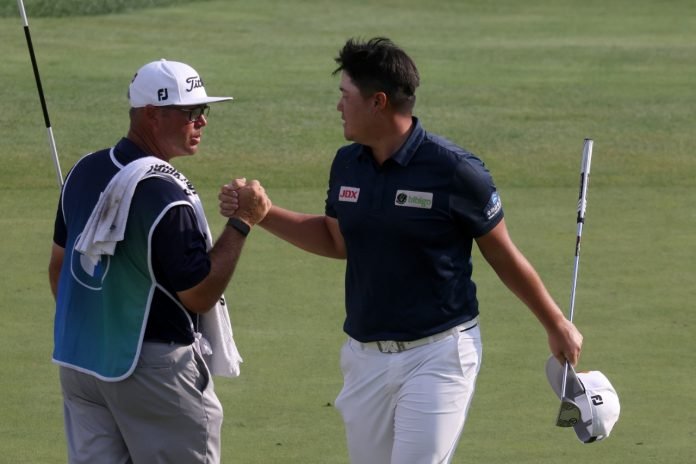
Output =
[
  {"x1": 75, "y1": 157, "x2": 165, "y2": 265},
  {"x1": 75, "y1": 156, "x2": 242, "y2": 378}
]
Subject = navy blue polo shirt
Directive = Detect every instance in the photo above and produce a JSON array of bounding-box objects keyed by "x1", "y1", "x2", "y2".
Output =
[
  {"x1": 53, "y1": 138, "x2": 210, "y2": 345},
  {"x1": 325, "y1": 118, "x2": 503, "y2": 342}
]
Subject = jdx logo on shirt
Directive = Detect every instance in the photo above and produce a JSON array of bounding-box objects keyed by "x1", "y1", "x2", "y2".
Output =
[
  {"x1": 394, "y1": 190, "x2": 433, "y2": 209},
  {"x1": 339, "y1": 186, "x2": 360, "y2": 202}
]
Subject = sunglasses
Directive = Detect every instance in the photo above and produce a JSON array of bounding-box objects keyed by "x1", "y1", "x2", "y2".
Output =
[{"x1": 163, "y1": 105, "x2": 210, "y2": 122}]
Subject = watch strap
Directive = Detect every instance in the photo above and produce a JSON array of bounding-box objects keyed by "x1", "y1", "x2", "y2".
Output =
[{"x1": 226, "y1": 217, "x2": 251, "y2": 237}]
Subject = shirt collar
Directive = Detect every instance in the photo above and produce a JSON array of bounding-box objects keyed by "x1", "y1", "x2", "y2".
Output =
[
  {"x1": 113, "y1": 137, "x2": 155, "y2": 165},
  {"x1": 358, "y1": 117, "x2": 425, "y2": 167},
  {"x1": 391, "y1": 117, "x2": 424, "y2": 166}
]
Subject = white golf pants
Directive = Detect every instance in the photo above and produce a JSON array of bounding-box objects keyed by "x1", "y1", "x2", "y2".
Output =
[{"x1": 335, "y1": 325, "x2": 482, "y2": 464}]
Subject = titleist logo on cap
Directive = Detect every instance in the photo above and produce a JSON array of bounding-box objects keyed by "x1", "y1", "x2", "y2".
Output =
[{"x1": 185, "y1": 76, "x2": 204, "y2": 92}]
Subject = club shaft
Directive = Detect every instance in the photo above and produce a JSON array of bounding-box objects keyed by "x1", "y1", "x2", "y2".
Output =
[
  {"x1": 18, "y1": 0, "x2": 64, "y2": 187},
  {"x1": 561, "y1": 138, "x2": 593, "y2": 398},
  {"x1": 569, "y1": 138, "x2": 593, "y2": 323}
]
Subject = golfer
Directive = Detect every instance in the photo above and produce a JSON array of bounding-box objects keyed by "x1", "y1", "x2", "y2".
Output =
[
  {"x1": 221, "y1": 37, "x2": 582, "y2": 463},
  {"x1": 48, "y1": 59, "x2": 270, "y2": 463}
]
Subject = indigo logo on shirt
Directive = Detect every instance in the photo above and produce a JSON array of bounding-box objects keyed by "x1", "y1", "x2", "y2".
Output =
[
  {"x1": 339, "y1": 186, "x2": 360, "y2": 202},
  {"x1": 484, "y1": 191, "x2": 502, "y2": 219},
  {"x1": 394, "y1": 190, "x2": 433, "y2": 209}
]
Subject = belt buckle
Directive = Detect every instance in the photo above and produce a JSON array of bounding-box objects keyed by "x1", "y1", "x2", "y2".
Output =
[{"x1": 376, "y1": 340, "x2": 405, "y2": 353}]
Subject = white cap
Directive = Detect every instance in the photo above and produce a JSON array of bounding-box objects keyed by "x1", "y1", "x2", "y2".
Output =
[
  {"x1": 545, "y1": 356, "x2": 621, "y2": 443},
  {"x1": 128, "y1": 59, "x2": 233, "y2": 108}
]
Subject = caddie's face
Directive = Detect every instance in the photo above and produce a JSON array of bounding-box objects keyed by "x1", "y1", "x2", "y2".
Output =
[
  {"x1": 337, "y1": 72, "x2": 376, "y2": 143},
  {"x1": 156, "y1": 105, "x2": 208, "y2": 159}
]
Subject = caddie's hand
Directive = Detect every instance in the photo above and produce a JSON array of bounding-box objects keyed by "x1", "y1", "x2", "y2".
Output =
[
  {"x1": 218, "y1": 178, "x2": 247, "y2": 218},
  {"x1": 548, "y1": 318, "x2": 583, "y2": 367},
  {"x1": 233, "y1": 179, "x2": 272, "y2": 226}
]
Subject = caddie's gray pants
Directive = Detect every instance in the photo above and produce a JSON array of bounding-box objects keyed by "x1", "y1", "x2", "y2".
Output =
[{"x1": 59, "y1": 342, "x2": 223, "y2": 464}]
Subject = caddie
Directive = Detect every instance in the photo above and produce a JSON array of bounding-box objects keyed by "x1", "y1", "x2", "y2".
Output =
[{"x1": 48, "y1": 59, "x2": 270, "y2": 464}]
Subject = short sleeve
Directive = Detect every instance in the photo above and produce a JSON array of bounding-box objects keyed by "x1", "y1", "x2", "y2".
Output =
[
  {"x1": 131, "y1": 177, "x2": 211, "y2": 292},
  {"x1": 449, "y1": 156, "x2": 504, "y2": 237},
  {"x1": 53, "y1": 197, "x2": 67, "y2": 247},
  {"x1": 325, "y1": 150, "x2": 340, "y2": 219},
  {"x1": 150, "y1": 204, "x2": 211, "y2": 292}
]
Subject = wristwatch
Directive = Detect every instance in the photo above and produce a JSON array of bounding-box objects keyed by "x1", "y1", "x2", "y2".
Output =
[{"x1": 226, "y1": 217, "x2": 251, "y2": 237}]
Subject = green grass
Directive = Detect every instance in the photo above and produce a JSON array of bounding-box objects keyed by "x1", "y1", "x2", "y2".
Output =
[
  {"x1": 0, "y1": 0, "x2": 210, "y2": 17},
  {"x1": 1, "y1": 0, "x2": 695, "y2": 462}
]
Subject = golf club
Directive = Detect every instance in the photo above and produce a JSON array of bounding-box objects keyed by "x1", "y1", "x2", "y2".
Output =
[
  {"x1": 17, "y1": 0, "x2": 63, "y2": 188},
  {"x1": 556, "y1": 138, "x2": 593, "y2": 427}
]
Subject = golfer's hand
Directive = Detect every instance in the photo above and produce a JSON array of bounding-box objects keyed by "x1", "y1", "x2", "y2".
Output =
[
  {"x1": 548, "y1": 319, "x2": 583, "y2": 367},
  {"x1": 220, "y1": 178, "x2": 271, "y2": 226}
]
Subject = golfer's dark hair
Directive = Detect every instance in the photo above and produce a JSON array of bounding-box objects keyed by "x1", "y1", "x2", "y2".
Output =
[{"x1": 333, "y1": 37, "x2": 420, "y2": 113}]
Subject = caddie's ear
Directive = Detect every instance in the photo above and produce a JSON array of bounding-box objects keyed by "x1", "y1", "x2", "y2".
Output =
[
  {"x1": 142, "y1": 104, "x2": 168, "y2": 130},
  {"x1": 143, "y1": 104, "x2": 160, "y2": 120},
  {"x1": 129, "y1": 105, "x2": 156, "y2": 129}
]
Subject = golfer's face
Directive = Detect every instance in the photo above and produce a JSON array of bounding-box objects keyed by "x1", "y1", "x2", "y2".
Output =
[{"x1": 337, "y1": 72, "x2": 374, "y2": 143}]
